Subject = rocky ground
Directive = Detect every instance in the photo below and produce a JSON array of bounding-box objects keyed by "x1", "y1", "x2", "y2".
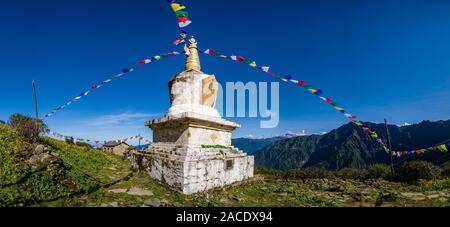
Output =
[{"x1": 43, "y1": 172, "x2": 450, "y2": 207}]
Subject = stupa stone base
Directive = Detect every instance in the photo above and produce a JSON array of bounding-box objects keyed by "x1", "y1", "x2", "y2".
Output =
[{"x1": 131, "y1": 144, "x2": 254, "y2": 195}]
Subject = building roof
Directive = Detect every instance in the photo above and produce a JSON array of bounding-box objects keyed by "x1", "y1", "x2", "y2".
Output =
[{"x1": 103, "y1": 141, "x2": 130, "y2": 148}]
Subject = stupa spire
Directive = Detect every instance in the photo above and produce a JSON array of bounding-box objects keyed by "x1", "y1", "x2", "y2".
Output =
[{"x1": 185, "y1": 36, "x2": 201, "y2": 71}]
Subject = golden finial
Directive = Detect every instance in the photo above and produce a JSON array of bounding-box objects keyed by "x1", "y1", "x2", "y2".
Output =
[
  {"x1": 189, "y1": 36, "x2": 197, "y2": 46},
  {"x1": 185, "y1": 36, "x2": 201, "y2": 71}
]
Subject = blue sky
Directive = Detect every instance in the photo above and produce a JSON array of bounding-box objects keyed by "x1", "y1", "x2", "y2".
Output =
[{"x1": 1, "y1": 0, "x2": 449, "y2": 143}]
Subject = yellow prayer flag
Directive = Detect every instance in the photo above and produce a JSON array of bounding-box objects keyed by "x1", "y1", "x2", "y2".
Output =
[
  {"x1": 249, "y1": 61, "x2": 257, "y2": 67},
  {"x1": 171, "y1": 3, "x2": 186, "y2": 12},
  {"x1": 154, "y1": 56, "x2": 161, "y2": 60}
]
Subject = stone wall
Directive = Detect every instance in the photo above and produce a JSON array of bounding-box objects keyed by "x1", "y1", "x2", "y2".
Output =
[
  {"x1": 130, "y1": 146, "x2": 254, "y2": 195},
  {"x1": 152, "y1": 125, "x2": 232, "y2": 146},
  {"x1": 112, "y1": 143, "x2": 130, "y2": 157},
  {"x1": 182, "y1": 154, "x2": 254, "y2": 194}
]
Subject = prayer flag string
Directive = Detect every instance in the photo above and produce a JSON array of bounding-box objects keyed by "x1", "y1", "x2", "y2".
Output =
[
  {"x1": 200, "y1": 48, "x2": 448, "y2": 158},
  {"x1": 40, "y1": 1, "x2": 445, "y2": 159},
  {"x1": 166, "y1": 0, "x2": 192, "y2": 46},
  {"x1": 44, "y1": 51, "x2": 183, "y2": 118},
  {"x1": 47, "y1": 130, "x2": 151, "y2": 146}
]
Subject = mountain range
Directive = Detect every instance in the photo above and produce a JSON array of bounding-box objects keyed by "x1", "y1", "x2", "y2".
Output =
[
  {"x1": 232, "y1": 136, "x2": 292, "y2": 155},
  {"x1": 232, "y1": 120, "x2": 450, "y2": 170}
]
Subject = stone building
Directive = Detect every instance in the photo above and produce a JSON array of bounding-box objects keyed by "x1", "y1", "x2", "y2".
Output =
[
  {"x1": 131, "y1": 37, "x2": 254, "y2": 195},
  {"x1": 103, "y1": 141, "x2": 130, "y2": 157}
]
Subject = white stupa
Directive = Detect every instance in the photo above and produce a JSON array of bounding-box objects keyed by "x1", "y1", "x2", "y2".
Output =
[{"x1": 131, "y1": 37, "x2": 254, "y2": 195}]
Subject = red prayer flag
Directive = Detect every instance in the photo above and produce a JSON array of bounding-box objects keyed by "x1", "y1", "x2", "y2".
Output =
[
  {"x1": 297, "y1": 80, "x2": 306, "y2": 86},
  {"x1": 177, "y1": 17, "x2": 190, "y2": 22},
  {"x1": 236, "y1": 56, "x2": 245, "y2": 62}
]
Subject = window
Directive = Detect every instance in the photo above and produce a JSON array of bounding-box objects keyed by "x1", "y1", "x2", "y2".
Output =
[{"x1": 225, "y1": 159, "x2": 234, "y2": 171}]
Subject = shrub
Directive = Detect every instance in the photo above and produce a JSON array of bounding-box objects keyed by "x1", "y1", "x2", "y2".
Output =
[
  {"x1": 366, "y1": 164, "x2": 392, "y2": 180},
  {"x1": 396, "y1": 161, "x2": 442, "y2": 183},
  {"x1": 254, "y1": 166, "x2": 283, "y2": 176},
  {"x1": 7, "y1": 114, "x2": 48, "y2": 143},
  {"x1": 201, "y1": 145, "x2": 227, "y2": 149},
  {"x1": 282, "y1": 168, "x2": 334, "y2": 180},
  {"x1": 336, "y1": 168, "x2": 368, "y2": 180},
  {"x1": 75, "y1": 142, "x2": 92, "y2": 148},
  {"x1": 65, "y1": 137, "x2": 74, "y2": 145},
  {"x1": 440, "y1": 161, "x2": 450, "y2": 177}
]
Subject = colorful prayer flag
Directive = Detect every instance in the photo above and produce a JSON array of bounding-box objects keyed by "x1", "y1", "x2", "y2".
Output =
[{"x1": 171, "y1": 3, "x2": 186, "y2": 12}]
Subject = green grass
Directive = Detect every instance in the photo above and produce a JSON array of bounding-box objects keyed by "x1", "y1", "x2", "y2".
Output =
[
  {"x1": 0, "y1": 125, "x2": 132, "y2": 207},
  {"x1": 201, "y1": 145, "x2": 227, "y2": 149},
  {"x1": 0, "y1": 125, "x2": 29, "y2": 186},
  {"x1": 41, "y1": 137, "x2": 131, "y2": 184}
]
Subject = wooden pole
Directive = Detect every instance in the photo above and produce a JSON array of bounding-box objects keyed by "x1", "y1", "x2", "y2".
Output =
[
  {"x1": 384, "y1": 118, "x2": 395, "y2": 178},
  {"x1": 32, "y1": 80, "x2": 40, "y2": 143}
]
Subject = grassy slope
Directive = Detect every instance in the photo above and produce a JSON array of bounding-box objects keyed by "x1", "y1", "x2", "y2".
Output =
[
  {"x1": 0, "y1": 125, "x2": 131, "y2": 207},
  {"x1": 41, "y1": 137, "x2": 131, "y2": 183},
  {"x1": 0, "y1": 125, "x2": 28, "y2": 185}
]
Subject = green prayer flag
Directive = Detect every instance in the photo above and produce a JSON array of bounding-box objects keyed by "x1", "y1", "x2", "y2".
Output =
[{"x1": 176, "y1": 11, "x2": 188, "y2": 18}]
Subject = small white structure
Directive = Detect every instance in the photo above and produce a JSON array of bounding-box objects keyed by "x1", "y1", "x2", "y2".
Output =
[{"x1": 131, "y1": 37, "x2": 254, "y2": 195}]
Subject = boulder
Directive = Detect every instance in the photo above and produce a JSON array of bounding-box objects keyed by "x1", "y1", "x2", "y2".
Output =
[
  {"x1": 108, "y1": 189, "x2": 128, "y2": 194},
  {"x1": 144, "y1": 198, "x2": 161, "y2": 207},
  {"x1": 35, "y1": 145, "x2": 46, "y2": 154},
  {"x1": 29, "y1": 152, "x2": 60, "y2": 165},
  {"x1": 276, "y1": 192, "x2": 289, "y2": 197},
  {"x1": 127, "y1": 187, "x2": 154, "y2": 196}
]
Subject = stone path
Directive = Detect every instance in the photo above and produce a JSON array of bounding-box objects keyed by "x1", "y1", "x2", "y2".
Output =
[{"x1": 108, "y1": 187, "x2": 154, "y2": 196}]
